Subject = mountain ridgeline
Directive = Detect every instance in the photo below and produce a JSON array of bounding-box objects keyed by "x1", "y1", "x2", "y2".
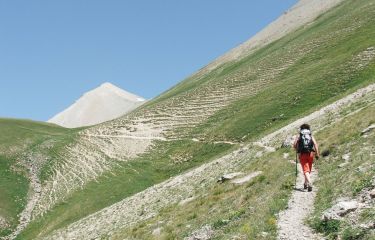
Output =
[{"x1": 0, "y1": 0, "x2": 374, "y2": 239}]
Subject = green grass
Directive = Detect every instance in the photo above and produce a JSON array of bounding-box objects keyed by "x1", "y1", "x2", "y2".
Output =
[
  {"x1": 309, "y1": 104, "x2": 375, "y2": 239},
  {"x1": 110, "y1": 148, "x2": 295, "y2": 239},
  {"x1": 13, "y1": 0, "x2": 375, "y2": 238},
  {"x1": 17, "y1": 140, "x2": 234, "y2": 239},
  {"x1": 0, "y1": 118, "x2": 74, "y2": 152},
  {"x1": 105, "y1": 97, "x2": 374, "y2": 240},
  {"x1": 191, "y1": 0, "x2": 375, "y2": 141},
  {"x1": 0, "y1": 156, "x2": 28, "y2": 237},
  {"x1": 0, "y1": 119, "x2": 79, "y2": 237}
]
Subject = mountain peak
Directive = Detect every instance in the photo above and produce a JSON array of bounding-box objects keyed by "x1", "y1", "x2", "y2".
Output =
[
  {"x1": 100, "y1": 82, "x2": 115, "y2": 87},
  {"x1": 99, "y1": 82, "x2": 119, "y2": 90},
  {"x1": 94, "y1": 82, "x2": 146, "y2": 102},
  {"x1": 48, "y1": 82, "x2": 146, "y2": 128}
]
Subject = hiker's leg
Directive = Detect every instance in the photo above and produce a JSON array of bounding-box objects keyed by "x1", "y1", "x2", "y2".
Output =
[
  {"x1": 299, "y1": 162, "x2": 307, "y2": 183},
  {"x1": 300, "y1": 153, "x2": 310, "y2": 184},
  {"x1": 309, "y1": 152, "x2": 314, "y2": 173},
  {"x1": 302, "y1": 169, "x2": 308, "y2": 183},
  {"x1": 304, "y1": 171, "x2": 312, "y2": 185}
]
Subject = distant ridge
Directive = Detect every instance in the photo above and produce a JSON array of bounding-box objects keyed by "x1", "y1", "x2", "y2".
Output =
[
  {"x1": 48, "y1": 82, "x2": 146, "y2": 128},
  {"x1": 198, "y1": 0, "x2": 344, "y2": 74}
]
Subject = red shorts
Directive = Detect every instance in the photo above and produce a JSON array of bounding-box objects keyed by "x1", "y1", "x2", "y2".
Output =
[{"x1": 299, "y1": 152, "x2": 314, "y2": 173}]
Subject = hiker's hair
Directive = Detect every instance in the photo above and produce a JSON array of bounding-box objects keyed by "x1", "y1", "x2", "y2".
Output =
[{"x1": 300, "y1": 123, "x2": 311, "y2": 130}]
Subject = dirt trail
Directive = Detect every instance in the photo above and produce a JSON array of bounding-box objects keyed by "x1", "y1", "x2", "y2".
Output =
[
  {"x1": 277, "y1": 165, "x2": 322, "y2": 240},
  {"x1": 82, "y1": 134, "x2": 168, "y2": 141}
]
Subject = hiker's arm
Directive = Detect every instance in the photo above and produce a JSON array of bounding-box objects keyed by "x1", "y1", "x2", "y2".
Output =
[
  {"x1": 312, "y1": 137, "x2": 320, "y2": 158},
  {"x1": 293, "y1": 135, "x2": 299, "y2": 150}
]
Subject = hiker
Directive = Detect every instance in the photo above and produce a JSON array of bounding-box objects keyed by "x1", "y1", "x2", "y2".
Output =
[{"x1": 293, "y1": 123, "x2": 320, "y2": 192}]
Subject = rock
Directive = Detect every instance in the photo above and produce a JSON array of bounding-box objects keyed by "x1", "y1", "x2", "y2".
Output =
[
  {"x1": 152, "y1": 227, "x2": 162, "y2": 236},
  {"x1": 231, "y1": 171, "x2": 262, "y2": 185},
  {"x1": 356, "y1": 166, "x2": 366, "y2": 173},
  {"x1": 0, "y1": 216, "x2": 9, "y2": 229},
  {"x1": 281, "y1": 136, "x2": 295, "y2": 148},
  {"x1": 321, "y1": 149, "x2": 330, "y2": 157},
  {"x1": 179, "y1": 196, "x2": 196, "y2": 206},
  {"x1": 338, "y1": 162, "x2": 349, "y2": 168},
  {"x1": 255, "y1": 151, "x2": 263, "y2": 158},
  {"x1": 253, "y1": 142, "x2": 276, "y2": 152},
  {"x1": 217, "y1": 172, "x2": 243, "y2": 183},
  {"x1": 266, "y1": 146, "x2": 276, "y2": 152},
  {"x1": 185, "y1": 225, "x2": 214, "y2": 240},
  {"x1": 359, "y1": 222, "x2": 375, "y2": 230},
  {"x1": 361, "y1": 124, "x2": 375, "y2": 135},
  {"x1": 239, "y1": 146, "x2": 249, "y2": 153},
  {"x1": 369, "y1": 189, "x2": 375, "y2": 199},
  {"x1": 322, "y1": 200, "x2": 359, "y2": 221},
  {"x1": 341, "y1": 153, "x2": 350, "y2": 161},
  {"x1": 283, "y1": 153, "x2": 290, "y2": 159}
]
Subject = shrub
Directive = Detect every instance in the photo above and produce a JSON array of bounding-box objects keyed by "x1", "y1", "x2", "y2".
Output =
[
  {"x1": 341, "y1": 227, "x2": 367, "y2": 240},
  {"x1": 312, "y1": 218, "x2": 341, "y2": 236}
]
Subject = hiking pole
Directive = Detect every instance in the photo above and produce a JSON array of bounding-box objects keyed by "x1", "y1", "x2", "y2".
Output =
[{"x1": 295, "y1": 152, "x2": 298, "y2": 189}]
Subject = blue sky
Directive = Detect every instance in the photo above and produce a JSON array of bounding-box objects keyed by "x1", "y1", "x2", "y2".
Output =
[{"x1": 0, "y1": 0, "x2": 297, "y2": 121}]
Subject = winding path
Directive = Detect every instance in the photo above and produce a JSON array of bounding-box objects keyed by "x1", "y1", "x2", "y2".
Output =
[{"x1": 277, "y1": 165, "x2": 322, "y2": 240}]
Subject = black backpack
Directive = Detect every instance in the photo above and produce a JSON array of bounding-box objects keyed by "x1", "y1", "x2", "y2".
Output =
[{"x1": 297, "y1": 129, "x2": 314, "y2": 153}]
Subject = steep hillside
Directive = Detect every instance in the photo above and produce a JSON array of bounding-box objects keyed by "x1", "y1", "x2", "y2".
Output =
[
  {"x1": 181, "y1": 0, "x2": 345, "y2": 79},
  {"x1": 0, "y1": 119, "x2": 79, "y2": 238},
  {"x1": 3, "y1": 0, "x2": 374, "y2": 239},
  {"x1": 46, "y1": 81, "x2": 375, "y2": 239},
  {"x1": 309, "y1": 101, "x2": 374, "y2": 239},
  {"x1": 48, "y1": 82, "x2": 146, "y2": 128}
]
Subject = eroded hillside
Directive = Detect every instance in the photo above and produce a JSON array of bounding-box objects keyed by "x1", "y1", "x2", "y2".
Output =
[
  {"x1": 42, "y1": 84, "x2": 375, "y2": 240},
  {"x1": 1, "y1": 0, "x2": 374, "y2": 239}
]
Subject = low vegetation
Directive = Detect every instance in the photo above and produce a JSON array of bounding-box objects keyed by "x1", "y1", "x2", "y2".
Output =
[
  {"x1": 111, "y1": 148, "x2": 295, "y2": 239},
  {"x1": 0, "y1": 119, "x2": 79, "y2": 237},
  {"x1": 105, "y1": 95, "x2": 374, "y2": 240},
  {"x1": 309, "y1": 104, "x2": 375, "y2": 239},
  {"x1": 4, "y1": 0, "x2": 375, "y2": 238},
  {"x1": 16, "y1": 140, "x2": 234, "y2": 239}
]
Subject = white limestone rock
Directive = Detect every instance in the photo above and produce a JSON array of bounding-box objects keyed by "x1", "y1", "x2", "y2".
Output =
[{"x1": 48, "y1": 82, "x2": 146, "y2": 128}]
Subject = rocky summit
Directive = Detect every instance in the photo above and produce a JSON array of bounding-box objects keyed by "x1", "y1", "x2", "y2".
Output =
[{"x1": 48, "y1": 82, "x2": 146, "y2": 128}]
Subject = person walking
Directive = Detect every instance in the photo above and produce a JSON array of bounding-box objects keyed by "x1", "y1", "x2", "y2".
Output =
[{"x1": 293, "y1": 123, "x2": 320, "y2": 192}]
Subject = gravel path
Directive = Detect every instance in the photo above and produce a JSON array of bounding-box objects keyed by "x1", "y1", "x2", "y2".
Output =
[{"x1": 277, "y1": 164, "x2": 322, "y2": 240}]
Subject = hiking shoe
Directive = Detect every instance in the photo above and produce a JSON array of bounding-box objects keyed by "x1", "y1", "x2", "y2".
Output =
[
  {"x1": 304, "y1": 183, "x2": 308, "y2": 189},
  {"x1": 308, "y1": 185, "x2": 313, "y2": 192}
]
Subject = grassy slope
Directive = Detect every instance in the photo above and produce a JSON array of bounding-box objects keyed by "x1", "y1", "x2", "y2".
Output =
[
  {"x1": 0, "y1": 156, "x2": 28, "y2": 237},
  {"x1": 18, "y1": 0, "x2": 375, "y2": 238},
  {"x1": 191, "y1": 0, "x2": 375, "y2": 141},
  {"x1": 309, "y1": 104, "x2": 375, "y2": 239},
  {"x1": 110, "y1": 92, "x2": 374, "y2": 240},
  {"x1": 19, "y1": 141, "x2": 233, "y2": 238},
  {"x1": 113, "y1": 148, "x2": 294, "y2": 239},
  {"x1": 0, "y1": 119, "x2": 79, "y2": 237}
]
